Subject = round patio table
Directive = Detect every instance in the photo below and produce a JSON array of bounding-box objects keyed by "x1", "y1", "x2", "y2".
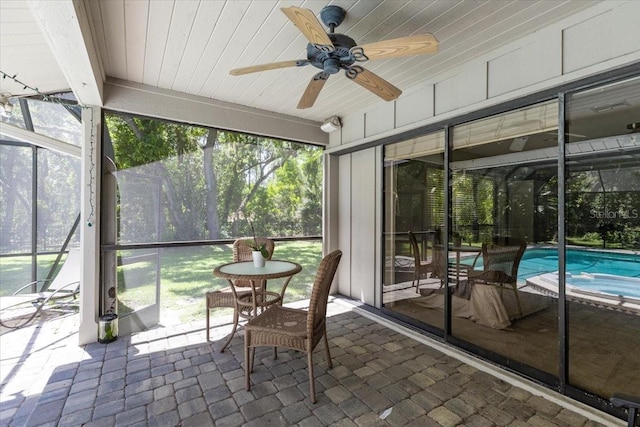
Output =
[{"x1": 213, "y1": 260, "x2": 302, "y2": 348}]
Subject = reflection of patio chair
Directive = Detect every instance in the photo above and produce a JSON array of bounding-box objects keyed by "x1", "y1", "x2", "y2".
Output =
[
  {"x1": 0, "y1": 248, "x2": 81, "y2": 329},
  {"x1": 243, "y1": 249, "x2": 342, "y2": 404},
  {"x1": 205, "y1": 237, "x2": 275, "y2": 352},
  {"x1": 468, "y1": 237, "x2": 527, "y2": 316},
  {"x1": 408, "y1": 231, "x2": 436, "y2": 293}
]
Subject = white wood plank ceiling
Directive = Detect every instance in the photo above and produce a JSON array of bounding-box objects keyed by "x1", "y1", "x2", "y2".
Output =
[{"x1": 1, "y1": 0, "x2": 600, "y2": 123}]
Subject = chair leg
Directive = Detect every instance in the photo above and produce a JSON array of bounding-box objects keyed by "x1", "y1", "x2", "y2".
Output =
[
  {"x1": 219, "y1": 308, "x2": 239, "y2": 353},
  {"x1": 307, "y1": 350, "x2": 316, "y2": 404},
  {"x1": 244, "y1": 341, "x2": 251, "y2": 391},
  {"x1": 323, "y1": 329, "x2": 332, "y2": 369},
  {"x1": 512, "y1": 284, "x2": 523, "y2": 317},
  {"x1": 205, "y1": 306, "x2": 210, "y2": 341},
  {"x1": 626, "y1": 407, "x2": 637, "y2": 427}
]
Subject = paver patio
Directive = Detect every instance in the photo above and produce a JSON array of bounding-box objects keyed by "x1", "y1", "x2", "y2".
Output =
[{"x1": 0, "y1": 298, "x2": 621, "y2": 426}]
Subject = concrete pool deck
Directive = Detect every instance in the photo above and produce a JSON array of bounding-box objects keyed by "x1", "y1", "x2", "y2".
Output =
[{"x1": 526, "y1": 273, "x2": 640, "y2": 316}]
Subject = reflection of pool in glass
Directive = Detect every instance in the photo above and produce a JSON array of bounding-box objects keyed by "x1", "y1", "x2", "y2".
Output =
[
  {"x1": 535, "y1": 272, "x2": 640, "y2": 299},
  {"x1": 518, "y1": 248, "x2": 640, "y2": 299},
  {"x1": 518, "y1": 248, "x2": 640, "y2": 278}
]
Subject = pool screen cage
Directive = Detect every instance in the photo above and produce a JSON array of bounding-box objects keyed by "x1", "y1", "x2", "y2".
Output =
[{"x1": 0, "y1": 93, "x2": 82, "y2": 289}]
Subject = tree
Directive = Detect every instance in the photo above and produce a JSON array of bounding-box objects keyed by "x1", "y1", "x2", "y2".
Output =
[
  {"x1": 202, "y1": 130, "x2": 220, "y2": 239},
  {"x1": 105, "y1": 112, "x2": 322, "y2": 242},
  {"x1": 214, "y1": 132, "x2": 295, "y2": 237}
]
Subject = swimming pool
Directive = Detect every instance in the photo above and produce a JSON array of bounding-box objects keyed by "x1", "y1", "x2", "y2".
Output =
[
  {"x1": 517, "y1": 248, "x2": 640, "y2": 280},
  {"x1": 518, "y1": 248, "x2": 640, "y2": 299},
  {"x1": 533, "y1": 272, "x2": 640, "y2": 301}
]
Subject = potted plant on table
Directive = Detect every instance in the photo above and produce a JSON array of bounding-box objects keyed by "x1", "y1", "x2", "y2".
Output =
[{"x1": 247, "y1": 220, "x2": 269, "y2": 267}]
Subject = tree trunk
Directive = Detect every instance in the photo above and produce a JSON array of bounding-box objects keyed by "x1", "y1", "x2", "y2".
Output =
[
  {"x1": 203, "y1": 131, "x2": 220, "y2": 239},
  {"x1": 472, "y1": 177, "x2": 480, "y2": 243}
]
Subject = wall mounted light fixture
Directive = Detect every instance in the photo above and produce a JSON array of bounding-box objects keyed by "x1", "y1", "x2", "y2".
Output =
[{"x1": 321, "y1": 115, "x2": 341, "y2": 133}]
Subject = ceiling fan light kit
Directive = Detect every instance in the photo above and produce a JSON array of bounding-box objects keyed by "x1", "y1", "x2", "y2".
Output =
[{"x1": 229, "y1": 5, "x2": 438, "y2": 109}]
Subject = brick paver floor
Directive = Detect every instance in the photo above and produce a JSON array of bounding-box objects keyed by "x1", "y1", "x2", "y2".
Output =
[{"x1": 0, "y1": 298, "x2": 622, "y2": 426}]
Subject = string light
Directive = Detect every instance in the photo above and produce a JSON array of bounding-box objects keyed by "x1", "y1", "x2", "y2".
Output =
[
  {"x1": 1, "y1": 69, "x2": 96, "y2": 227},
  {"x1": 86, "y1": 111, "x2": 95, "y2": 227},
  {"x1": 0, "y1": 70, "x2": 41, "y2": 95}
]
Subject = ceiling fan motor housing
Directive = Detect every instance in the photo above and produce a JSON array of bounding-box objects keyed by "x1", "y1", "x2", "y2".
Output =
[
  {"x1": 320, "y1": 5, "x2": 346, "y2": 29},
  {"x1": 307, "y1": 33, "x2": 357, "y2": 74}
]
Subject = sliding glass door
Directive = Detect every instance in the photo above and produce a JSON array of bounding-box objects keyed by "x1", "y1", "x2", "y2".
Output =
[
  {"x1": 380, "y1": 72, "x2": 640, "y2": 414},
  {"x1": 383, "y1": 132, "x2": 446, "y2": 333},
  {"x1": 565, "y1": 76, "x2": 640, "y2": 398},
  {"x1": 449, "y1": 101, "x2": 559, "y2": 377}
]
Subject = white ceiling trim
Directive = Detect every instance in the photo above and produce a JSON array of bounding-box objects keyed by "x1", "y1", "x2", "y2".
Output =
[
  {"x1": 26, "y1": 0, "x2": 104, "y2": 106},
  {"x1": 103, "y1": 78, "x2": 328, "y2": 146}
]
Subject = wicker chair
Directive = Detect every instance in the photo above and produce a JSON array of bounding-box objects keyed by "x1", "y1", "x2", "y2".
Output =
[
  {"x1": 468, "y1": 237, "x2": 527, "y2": 316},
  {"x1": 408, "y1": 231, "x2": 436, "y2": 293},
  {"x1": 206, "y1": 237, "x2": 275, "y2": 352},
  {"x1": 243, "y1": 249, "x2": 342, "y2": 403}
]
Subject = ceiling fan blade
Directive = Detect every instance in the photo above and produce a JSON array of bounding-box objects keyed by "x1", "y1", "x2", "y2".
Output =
[
  {"x1": 357, "y1": 34, "x2": 438, "y2": 60},
  {"x1": 347, "y1": 66, "x2": 402, "y2": 102},
  {"x1": 297, "y1": 73, "x2": 329, "y2": 109},
  {"x1": 230, "y1": 60, "x2": 309, "y2": 76},
  {"x1": 281, "y1": 7, "x2": 334, "y2": 49}
]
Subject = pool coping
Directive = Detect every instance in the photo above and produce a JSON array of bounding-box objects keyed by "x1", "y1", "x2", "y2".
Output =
[{"x1": 526, "y1": 273, "x2": 640, "y2": 316}]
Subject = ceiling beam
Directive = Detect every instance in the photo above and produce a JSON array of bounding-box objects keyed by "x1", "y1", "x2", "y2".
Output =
[
  {"x1": 27, "y1": 0, "x2": 104, "y2": 106},
  {"x1": 0, "y1": 122, "x2": 81, "y2": 158},
  {"x1": 104, "y1": 79, "x2": 328, "y2": 146}
]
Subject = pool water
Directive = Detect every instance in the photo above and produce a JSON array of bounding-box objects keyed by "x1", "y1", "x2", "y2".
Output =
[
  {"x1": 569, "y1": 273, "x2": 640, "y2": 298},
  {"x1": 518, "y1": 248, "x2": 640, "y2": 298},
  {"x1": 538, "y1": 271, "x2": 640, "y2": 299},
  {"x1": 518, "y1": 248, "x2": 640, "y2": 280}
]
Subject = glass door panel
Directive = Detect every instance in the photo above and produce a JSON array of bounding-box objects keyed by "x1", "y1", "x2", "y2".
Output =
[
  {"x1": 566, "y1": 76, "x2": 640, "y2": 398},
  {"x1": 383, "y1": 132, "x2": 446, "y2": 333},
  {"x1": 450, "y1": 101, "x2": 559, "y2": 376}
]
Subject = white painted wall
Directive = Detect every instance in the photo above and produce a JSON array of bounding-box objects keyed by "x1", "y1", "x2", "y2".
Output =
[
  {"x1": 332, "y1": 147, "x2": 384, "y2": 305},
  {"x1": 326, "y1": 0, "x2": 640, "y2": 306},
  {"x1": 79, "y1": 106, "x2": 101, "y2": 344}
]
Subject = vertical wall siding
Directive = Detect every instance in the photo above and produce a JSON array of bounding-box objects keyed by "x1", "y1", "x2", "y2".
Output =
[
  {"x1": 337, "y1": 154, "x2": 352, "y2": 297},
  {"x1": 487, "y1": 26, "x2": 562, "y2": 98},
  {"x1": 336, "y1": 149, "x2": 378, "y2": 305},
  {"x1": 396, "y1": 82, "x2": 435, "y2": 128},
  {"x1": 563, "y1": 2, "x2": 640, "y2": 74},
  {"x1": 329, "y1": 1, "x2": 640, "y2": 149},
  {"x1": 327, "y1": 0, "x2": 640, "y2": 308}
]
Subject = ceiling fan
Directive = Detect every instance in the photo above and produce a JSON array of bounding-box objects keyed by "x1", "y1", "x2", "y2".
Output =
[{"x1": 229, "y1": 5, "x2": 438, "y2": 109}]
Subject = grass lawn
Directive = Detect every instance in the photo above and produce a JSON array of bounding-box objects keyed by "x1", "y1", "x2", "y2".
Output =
[
  {"x1": 1, "y1": 240, "x2": 323, "y2": 326},
  {"x1": 0, "y1": 253, "x2": 68, "y2": 297},
  {"x1": 117, "y1": 240, "x2": 323, "y2": 324}
]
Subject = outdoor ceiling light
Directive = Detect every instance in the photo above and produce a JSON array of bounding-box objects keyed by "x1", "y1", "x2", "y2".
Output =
[
  {"x1": 321, "y1": 115, "x2": 341, "y2": 133},
  {"x1": 509, "y1": 136, "x2": 528, "y2": 152},
  {"x1": 590, "y1": 101, "x2": 629, "y2": 113},
  {"x1": 0, "y1": 93, "x2": 13, "y2": 113}
]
